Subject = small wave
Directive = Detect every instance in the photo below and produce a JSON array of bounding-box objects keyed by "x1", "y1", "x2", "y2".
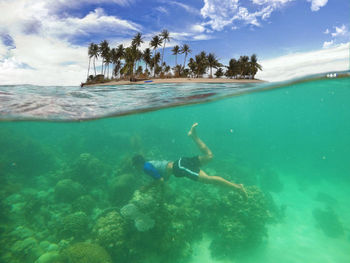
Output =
[{"x1": 0, "y1": 72, "x2": 348, "y2": 122}]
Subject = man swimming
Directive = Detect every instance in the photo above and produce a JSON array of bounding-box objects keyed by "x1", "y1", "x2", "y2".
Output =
[{"x1": 132, "y1": 123, "x2": 247, "y2": 198}]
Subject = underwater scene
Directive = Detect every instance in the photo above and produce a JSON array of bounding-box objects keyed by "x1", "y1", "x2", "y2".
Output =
[{"x1": 1, "y1": 76, "x2": 350, "y2": 263}]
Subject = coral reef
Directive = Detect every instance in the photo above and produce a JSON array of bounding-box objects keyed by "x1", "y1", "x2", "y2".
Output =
[
  {"x1": 71, "y1": 195, "x2": 96, "y2": 215},
  {"x1": 68, "y1": 153, "x2": 107, "y2": 188},
  {"x1": 54, "y1": 179, "x2": 84, "y2": 203},
  {"x1": 203, "y1": 186, "x2": 274, "y2": 259},
  {"x1": 121, "y1": 203, "x2": 155, "y2": 232},
  {"x1": 61, "y1": 242, "x2": 112, "y2": 263},
  {"x1": 58, "y1": 212, "x2": 90, "y2": 240},
  {"x1": 108, "y1": 173, "x2": 139, "y2": 206}
]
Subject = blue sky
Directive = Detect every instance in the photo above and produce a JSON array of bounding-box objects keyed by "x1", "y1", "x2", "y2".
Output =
[{"x1": 0, "y1": 0, "x2": 349, "y2": 85}]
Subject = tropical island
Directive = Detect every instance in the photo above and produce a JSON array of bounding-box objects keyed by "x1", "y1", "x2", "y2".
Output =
[{"x1": 83, "y1": 30, "x2": 263, "y2": 86}]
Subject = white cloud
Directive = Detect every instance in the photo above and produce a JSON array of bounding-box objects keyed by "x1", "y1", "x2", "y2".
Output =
[
  {"x1": 331, "y1": 25, "x2": 347, "y2": 37},
  {"x1": 201, "y1": 0, "x2": 239, "y2": 30},
  {"x1": 191, "y1": 24, "x2": 206, "y2": 33},
  {"x1": 322, "y1": 40, "x2": 333, "y2": 48},
  {"x1": 47, "y1": 0, "x2": 134, "y2": 11},
  {"x1": 156, "y1": 6, "x2": 169, "y2": 14},
  {"x1": 164, "y1": 1, "x2": 199, "y2": 15},
  {"x1": 256, "y1": 42, "x2": 349, "y2": 82},
  {"x1": 307, "y1": 0, "x2": 328, "y2": 11},
  {"x1": 0, "y1": 35, "x2": 87, "y2": 86},
  {"x1": 192, "y1": 34, "x2": 213, "y2": 41},
  {"x1": 0, "y1": 0, "x2": 142, "y2": 86},
  {"x1": 324, "y1": 28, "x2": 329, "y2": 34},
  {"x1": 48, "y1": 8, "x2": 141, "y2": 38},
  {"x1": 200, "y1": 0, "x2": 293, "y2": 31}
]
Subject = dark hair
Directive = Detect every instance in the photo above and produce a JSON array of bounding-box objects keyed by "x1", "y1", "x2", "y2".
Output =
[{"x1": 132, "y1": 154, "x2": 145, "y2": 170}]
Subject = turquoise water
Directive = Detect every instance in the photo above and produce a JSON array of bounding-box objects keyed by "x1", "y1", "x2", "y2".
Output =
[{"x1": 1, "y1": 76, "x2": 350, "y2": 263}]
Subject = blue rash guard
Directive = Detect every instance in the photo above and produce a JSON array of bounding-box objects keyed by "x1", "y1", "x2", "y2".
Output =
[
  {"x1": 143, "y1": 162, "x2": 162, "y2": 180},
  {"x1": 143, "y1": 160, "x2": 169, "y2": 180}
]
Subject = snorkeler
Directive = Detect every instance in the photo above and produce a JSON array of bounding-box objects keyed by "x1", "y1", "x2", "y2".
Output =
[{"x1": 132, "y1": 123, "x2": 247, "y2": 198}]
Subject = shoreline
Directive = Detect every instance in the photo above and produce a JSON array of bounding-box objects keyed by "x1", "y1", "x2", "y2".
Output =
[{"x1": 83, "y1": 78, "x2": 265, "y2": 87}]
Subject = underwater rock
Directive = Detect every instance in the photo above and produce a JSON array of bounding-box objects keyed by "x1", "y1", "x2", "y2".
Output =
[
  {"x1": 62, "y1": 242, "x2": 112, "y2": 263},
  {"x1": 59, "y1": 212, "x2": 89, "y2": 240},
  {"x1": 313, "y1": 207, "x2": 344, "y2": 238},
  {"x1": 54, "y1": 179, "x2": 84, "y2": 203}
]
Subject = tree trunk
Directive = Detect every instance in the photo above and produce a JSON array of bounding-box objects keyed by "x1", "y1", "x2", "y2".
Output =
[
  {"x1": 161, "y1": 42, "x2": 165, "y2": 67},
  {"x1": 93, "y1": 57, "x2": 96, "y2": 76},
  {"x1": 101, "y1": 59, "x2": 104, "y2": 75},
  {"x1": 87, "y1": 58, "x2": 91, "y2": 80}
]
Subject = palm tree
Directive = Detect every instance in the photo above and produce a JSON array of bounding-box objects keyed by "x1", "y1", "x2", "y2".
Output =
[
  {"x1": 123, "y1": 45, "x2": 138, "y2": 78},
  {"x1": 238, "y1": 55, "x2": 249, "y2": 78},
  {"x1": 160, "y1": 29, "x2": 170, "y2": 67},
  {"x1": 99, "y1": 40, "x2": 110, "y2": 75},
  {"x1": 188, "y1": 58, "x2": 196, "y2": 78},
  {"x1": 207, "y1": 53, "x2": 222, "y2": 78},
  {"x1": 180, "y1": 44, "x2": 191, "y2": 70},
  {"x1": 149, "y1": 35, "x2": 163, "y2": 77},
  {"x1": 215, "y1": 68, "x2": 224, "y2": 78},
  {"x1": 132, "y1": 32, "x2": 144, "y2": 48},
  {"x1": 194, "y1": 51, "x2": 208, "y2": 77},
  {"x1": 104, "y1": 50, "x2": 112, "y2": 78},
  {"x1": 226, "y1": 58, "x2": 240, "y2": 79},
  {"x1": 91, "y1": 44, "x2": 99, "y2": 76},
  {"x1": 116, "y1": 44, "x2": 125, "y2": 60},
  {"x1": 143, "y1": 48, "x2": 152, "y2": 71},
  {"x1": 87, "y1": 43, "x2": 94, "y2": 80},
  {"x1": 113, "y1": 60, "x2": 122, "y2": 78},
  {"x1": 172, "y1": 45, "x2": 180, "y2": 65},
  {"x1": 250, "y1": 54, "x2": 262, "y2": 79}
]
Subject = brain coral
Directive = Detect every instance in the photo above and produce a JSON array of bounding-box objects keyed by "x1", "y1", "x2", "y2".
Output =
[
  {"x1": 93, "y1": 211, "x2": 126, "y2": 249},
  {"x1": 54, "y1": 179, "x2": 84, "y2": 203},
  {"x1": 59, "y1": 212, "x2": 89, "y2": 240},
  {"x1": 62, "y1": 242, "x2": 112, "y2": 263}
]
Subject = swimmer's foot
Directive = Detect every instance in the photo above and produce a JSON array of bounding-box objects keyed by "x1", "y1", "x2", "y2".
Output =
[
  {"x1": 238, "y1": 184, "x2": 248, "y2": 200},
  {"x1": 188, "y1": 123, "x2": 198, "y2": 138}
]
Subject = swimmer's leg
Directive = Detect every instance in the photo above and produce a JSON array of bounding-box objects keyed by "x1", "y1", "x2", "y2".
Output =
[
  {"x1": 188, "y1": 123, "x2": 213, "y2": 165},
  {"x1": 198, "y1": 170, "x2": 247, "y2": 198}
]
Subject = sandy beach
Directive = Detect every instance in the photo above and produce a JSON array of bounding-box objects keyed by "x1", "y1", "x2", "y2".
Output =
[{"x1": 84, "y1": 78, "x2": 265, "y2": 86}]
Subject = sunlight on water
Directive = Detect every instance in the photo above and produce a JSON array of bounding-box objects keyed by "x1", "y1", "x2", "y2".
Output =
[{"x1": 0, "y1": 76, "x2": 349, "y2": 263}]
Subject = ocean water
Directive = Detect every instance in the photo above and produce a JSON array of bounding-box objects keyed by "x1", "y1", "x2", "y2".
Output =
[{"x1": 0, "y1": 75, "x2": 349, "y2": 263}]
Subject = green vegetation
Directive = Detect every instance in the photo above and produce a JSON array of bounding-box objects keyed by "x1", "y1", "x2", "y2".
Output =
[{"x1": 85, "y1": 30, "x2": 262, "y2": 84}]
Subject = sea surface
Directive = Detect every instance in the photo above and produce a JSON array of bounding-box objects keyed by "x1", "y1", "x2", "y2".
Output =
[{"x1": 0, "y1": 74, "x2": 349, "y2": 263}]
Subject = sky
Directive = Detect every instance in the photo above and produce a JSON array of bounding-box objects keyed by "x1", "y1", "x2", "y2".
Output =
[{"x1": 0, "y1": 0, "x2": 349, "y2": 85}]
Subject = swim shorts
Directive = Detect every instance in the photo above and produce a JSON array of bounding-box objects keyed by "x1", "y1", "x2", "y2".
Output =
[{"x1": 173, "y1": 156, "x2": 200, "y2": 181}]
